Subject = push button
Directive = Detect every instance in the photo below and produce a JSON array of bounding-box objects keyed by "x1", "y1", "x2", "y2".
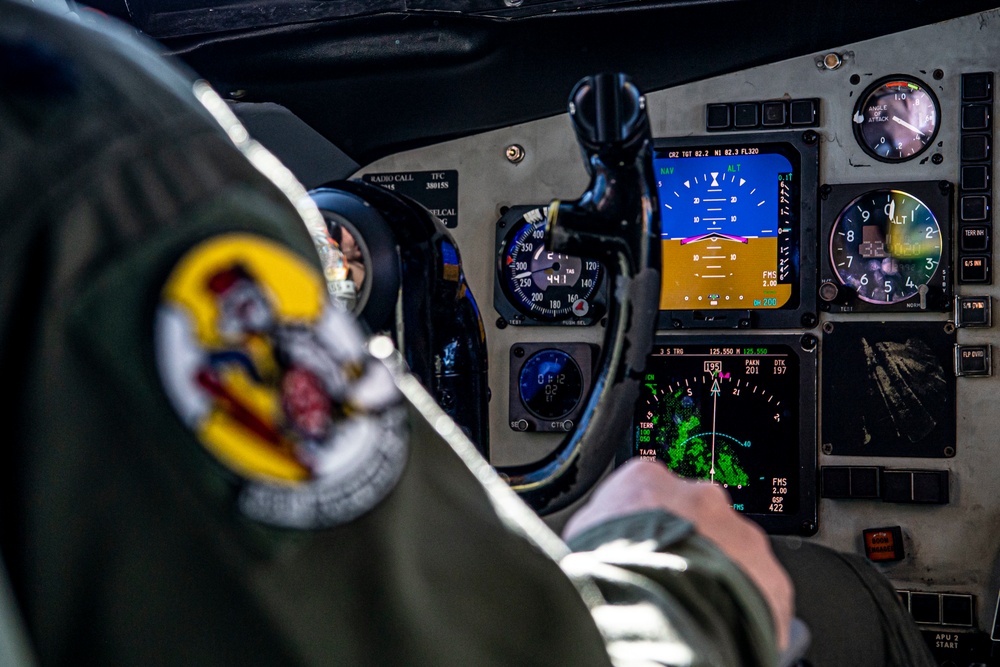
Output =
[
  {"x1": 955, "y1": 296, "x2": 991, "y2": 327},
  {"x1": 962, "y1": 72, "x2": 993, "y2": 101},
  {"x1": 821, "y1": 466, "x2": 850, "y2": 498},
  {"x1": 911, "y1": 593, "x2": 942, "y2": 624},
  {"x1": 761, "y1": 101, "x2": 787, "y2": 127},
  {"x1": 960, "y1": 226, "x2": 990, "y2": 252},
  {"x1": 941, "y1": 594, "x2": 974, "y2": 626},
  {"x1": 960, "y1": 195, "x2": 989, "y2": 222},
  {"x1": 882, "y1": 471, "x2": 911, "y2": 503},
  {"x1": 789, "y1": 99, "x2": 817, "y2": 125},
  {"x1": 913, "y1": 471, "x2": 949, "y2": 503},
  {"x1": 961, "y1": 165, "x2": 990, "y2": 191},
  {"x1": 960, "y1": 256, "x2": 991, "y2": 283},
  {"x1": 863, "y1": 526, "x2": 905, "y2": 562},
  {"x1": 733, "y1": 103, "x2": 760, "y2": 129},
  {"x1": 955, "y1": 344, "x2": 992, "y2": 376},
  {"x1": 962, "y1": 104, "x2": 991, "y2": 131},
  {"x1": 706, "y1": 104, "x2": 732, "y2": 130},
  {"x1": 962, "y1": 135, "x2": 991, "y2": 161},
  {"x1": 850, "y1": 466, "x2": 880, "y2": 498}
]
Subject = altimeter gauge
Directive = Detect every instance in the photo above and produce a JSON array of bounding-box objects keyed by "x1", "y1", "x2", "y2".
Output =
[{"x1": 829, "y1": 189, "x2": 943, "y2": 307}]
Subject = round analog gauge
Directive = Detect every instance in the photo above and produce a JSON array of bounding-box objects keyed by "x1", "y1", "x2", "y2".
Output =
[
  {"x1": 518, "y1": 349, "x2": 584, "y2": 420},
  {"x1": 318, "y1": 216, "x2": 370, "y2": 313},
  {"x1": 853, "y1": 77, "x2": 939, "y2": 162},
  {"x1": 830, "y1": 190, "x2": 942, "y2": 305},
  {"x1": 498, "y1": 209, "x2": 603, "y2": 321}
]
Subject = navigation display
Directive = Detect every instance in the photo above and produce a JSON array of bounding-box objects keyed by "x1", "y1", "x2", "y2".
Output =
[
  {"x1": 653, "y1": 142, "x2": 801, "y2": 312},
  {"x1": 628, "y1": 338, "x2": 817, "y2": 535}
]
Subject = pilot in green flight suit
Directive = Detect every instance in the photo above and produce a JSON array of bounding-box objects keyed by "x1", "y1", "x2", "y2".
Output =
[{"x1": 0, "y1": 2, "x2": 934, "y2": 666}]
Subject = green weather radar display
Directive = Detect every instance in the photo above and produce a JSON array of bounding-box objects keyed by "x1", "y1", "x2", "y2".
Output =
[{"x1": 633, "y1": 344, "x2": 801, "y2": 515}]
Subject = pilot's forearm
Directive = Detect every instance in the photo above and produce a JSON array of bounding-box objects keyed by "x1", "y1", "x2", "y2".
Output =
[{"x1": 563, "y1": 509, "x2": 780, "y2": 667}]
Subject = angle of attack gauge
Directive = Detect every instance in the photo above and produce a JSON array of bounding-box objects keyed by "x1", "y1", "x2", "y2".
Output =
[
  {"x1": 820, "y1": 182, "x2": 951, "y2": 313},
  {"x1": 852, "y1": 76, "x2": 939, "y2": 163},
  {"x1": 494, "y1": 205, "x2": 606, "y2": 326}
]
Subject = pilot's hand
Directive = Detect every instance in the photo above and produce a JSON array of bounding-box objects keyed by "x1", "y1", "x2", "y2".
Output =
[{"x1": 563, "y1": 459, "x2": 794, "y2": 651}]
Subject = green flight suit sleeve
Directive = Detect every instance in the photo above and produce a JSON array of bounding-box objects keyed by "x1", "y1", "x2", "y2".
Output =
[
  {"x1": 0, "y1": 5, "x2": 783, "y2": 667},
  {"x1": 393, "y1": 370, "x2": 781, "y2": 667},
  {"x1": 564, "y1": 510, "x2": 780, "y2": 667}
]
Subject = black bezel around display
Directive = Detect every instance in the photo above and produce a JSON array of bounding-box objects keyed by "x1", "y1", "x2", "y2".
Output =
[
  {"x1": 653, "y1": 132, "x2": 819, "y2": 330},
  {"x1": 617, "y1": 334, "x2": 818, "y2": 536}
]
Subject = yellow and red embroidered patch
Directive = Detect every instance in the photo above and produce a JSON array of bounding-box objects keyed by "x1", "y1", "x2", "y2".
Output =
[{"x1": 155, "y1": 234, "x2": 407, "y2": 529}]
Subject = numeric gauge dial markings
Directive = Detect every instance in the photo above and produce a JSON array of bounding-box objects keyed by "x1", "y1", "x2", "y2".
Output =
[
  {"x1": 496, "y1": 207, "x2": 604, "y2": 323},
  {"x1": 830, "y1": 190, "x2": 942, "y2": 306},
  {"x1": 853, "y1": 77, "x2": 939, "y2": 162}
]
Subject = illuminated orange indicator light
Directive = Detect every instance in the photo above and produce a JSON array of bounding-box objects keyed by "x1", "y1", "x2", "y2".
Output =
[{"x1": 863, "y1": 526, "x2": 905, "y2": 562}]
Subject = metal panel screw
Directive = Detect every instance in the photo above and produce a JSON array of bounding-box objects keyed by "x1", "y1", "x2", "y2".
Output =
[{"x1": 821, "y1": 53, "x2": 843, "y2": 70}]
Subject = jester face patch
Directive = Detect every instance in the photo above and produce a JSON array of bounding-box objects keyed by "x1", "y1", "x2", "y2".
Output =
[{"x1": 155, "y1": 234, "x2": 408, "y2": 529}]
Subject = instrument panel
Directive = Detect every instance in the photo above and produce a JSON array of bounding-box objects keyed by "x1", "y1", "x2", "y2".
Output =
[{"x1": 351, "y1": 8, "x2": 1000, "y2": 659}]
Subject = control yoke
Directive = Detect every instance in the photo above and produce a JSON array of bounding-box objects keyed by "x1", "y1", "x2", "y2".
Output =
[{"x1": 496, "y1": 73, "x2": 662, "y2": 514}]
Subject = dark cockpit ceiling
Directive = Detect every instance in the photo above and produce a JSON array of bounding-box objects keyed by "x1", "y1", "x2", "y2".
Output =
[{"x1": 93, "y1": 0, "x2": 998, "y2": 165}]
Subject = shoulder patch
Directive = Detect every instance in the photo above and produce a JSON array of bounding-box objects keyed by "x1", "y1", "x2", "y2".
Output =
[{"x1": 155, "y1": 234, "x2": 408, "y2": 529}]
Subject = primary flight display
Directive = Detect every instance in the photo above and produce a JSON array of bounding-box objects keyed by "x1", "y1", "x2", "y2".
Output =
[{"x1": 652, "y1": 143, "x2": 801, "y2": 311}]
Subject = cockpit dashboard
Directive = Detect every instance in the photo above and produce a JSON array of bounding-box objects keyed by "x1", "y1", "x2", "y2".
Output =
[{"x1": 343, "y1": 11, "x2": 1000, "y2": 659}]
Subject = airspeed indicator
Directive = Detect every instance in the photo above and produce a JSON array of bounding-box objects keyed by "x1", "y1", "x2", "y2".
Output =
[{"x1": 495, "y1": 206, "x2": 605, "y2": 325}]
